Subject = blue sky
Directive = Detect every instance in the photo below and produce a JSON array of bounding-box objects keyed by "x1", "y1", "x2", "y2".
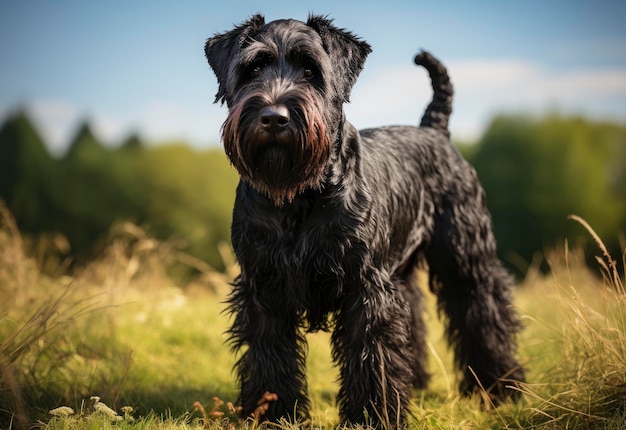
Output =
[{"x1": 1, "y1": 0, "x2": 625, "y2": 154}]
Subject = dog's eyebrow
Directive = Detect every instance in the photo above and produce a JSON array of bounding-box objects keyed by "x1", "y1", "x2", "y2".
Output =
[
  {"x1": 287, "y1": 47, "x2": 321, "y2": 67},
  {"x1": 241, "y1": 45, "x2": 277, "y2": 67}
]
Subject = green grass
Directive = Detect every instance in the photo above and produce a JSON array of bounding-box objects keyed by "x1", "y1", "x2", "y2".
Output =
[{"x1": 1, "y1": 203, "x2": 625, "y2": 429}]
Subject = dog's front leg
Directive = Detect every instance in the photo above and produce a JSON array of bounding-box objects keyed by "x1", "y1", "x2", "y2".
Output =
[
  {"x1": 331, "y1": 274, "x2": 415, "y2": 428},
  {"x1": 227, "y1": 277, "x2": 310, "y2": 422}
]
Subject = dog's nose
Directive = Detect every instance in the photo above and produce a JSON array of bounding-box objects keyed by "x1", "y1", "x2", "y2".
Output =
[{"x1": 259, "y1": 105, "x2": 290, "y2": 132}]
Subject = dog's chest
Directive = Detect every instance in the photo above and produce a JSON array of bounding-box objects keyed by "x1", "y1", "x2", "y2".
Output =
[
  {"x1": 233, "y1": 191, "x2": 363, "y2": 290},
  {"x1": 271, "y1": 203, "x2": 357, "y2": 278}
]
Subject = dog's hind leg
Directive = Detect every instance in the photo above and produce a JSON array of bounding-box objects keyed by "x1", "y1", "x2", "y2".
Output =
[
  {"x1": 395, "y1": 253, "x2": 431, "y2": 390},
  {"x1": 425, "y1": 185, "x2": 525, "y2": 406}
]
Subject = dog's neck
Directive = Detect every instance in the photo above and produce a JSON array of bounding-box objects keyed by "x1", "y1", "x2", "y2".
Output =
[{"x1": 327, "y1": 117, "x2": 362, "y2": 187}]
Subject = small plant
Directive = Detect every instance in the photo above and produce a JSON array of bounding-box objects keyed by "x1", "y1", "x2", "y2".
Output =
[
  {"x1": 48, "y1": 407, "x2": 75, "y2": 418},
  {"x1": 45, "y1": 396, "x2": 136, "y2": 430}
]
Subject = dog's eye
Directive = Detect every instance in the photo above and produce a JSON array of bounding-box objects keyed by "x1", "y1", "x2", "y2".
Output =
[
  {"x1": 250, "y1": 66, "x2": 262, "y2": 78},
  {"x1": 303, "y1": 68, "x2": 314, "y2": 79},
  {"x1": 247, "y1": 54, "x2": 273, "y2": 79}
]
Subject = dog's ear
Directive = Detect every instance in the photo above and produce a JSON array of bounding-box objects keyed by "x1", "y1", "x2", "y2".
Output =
[
  {"x1": 205, "y1": 14, "x2": 266, "y2": 104},
  {"x1": 306, "y1": 14, "x2": 372, "y2": 103}
]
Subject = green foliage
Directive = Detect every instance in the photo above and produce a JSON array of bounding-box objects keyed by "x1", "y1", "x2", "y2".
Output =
[
  {"x1": 0, "y1": 111, "x2": 57, "y2": 232},
  {"x1": 134, "y1": 144, "x2": 237, "y2": 271},
  {"x1": 0, "y1": 112, "x2": 238, "y2": 271},
  {"x1": 471, "y1": 114, "x2": 626, "y2": 270},
  {"x1": 120, "y1": 132, "x2": 144, "y2": 152},
  {"x1": 49, "y1": 121, "x2": 147, "y2": 259}
]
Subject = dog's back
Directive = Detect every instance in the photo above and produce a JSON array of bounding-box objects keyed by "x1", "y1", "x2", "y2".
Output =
[
  {"x1": 356, "y1": 50, "x2": 460, "y2": 229},
  {"x1": 356, "y1": 50, "x2": 455, "y2": 167}
]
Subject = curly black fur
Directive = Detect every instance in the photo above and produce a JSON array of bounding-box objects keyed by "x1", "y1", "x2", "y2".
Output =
[{"x1": 204, "y1": 14, "x2": 525, "y2": 427}]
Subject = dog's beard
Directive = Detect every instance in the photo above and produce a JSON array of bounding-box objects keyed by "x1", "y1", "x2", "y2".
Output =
[
  {"x1": 254, "y1": 143, "x2": 293, "y2": 183},
  {"x1": 222, "y1": 89, "x2": 331, "y2": 205}
]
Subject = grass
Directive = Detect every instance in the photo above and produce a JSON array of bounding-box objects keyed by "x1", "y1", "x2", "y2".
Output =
[{"x1": 1, "y1": 202, "x2": 625, "y2": 429}]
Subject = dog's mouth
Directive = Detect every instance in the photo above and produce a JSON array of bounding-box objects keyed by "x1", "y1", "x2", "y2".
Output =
[
  {"x1": 256, "y1": 126, "x2": 294, "y2": 146},
  {"x1": 249, "y1": 126, "x2": 300, "y2": 177},
  {"x1": 254, "y1": 143, "x2": 290, "y2": 173}
]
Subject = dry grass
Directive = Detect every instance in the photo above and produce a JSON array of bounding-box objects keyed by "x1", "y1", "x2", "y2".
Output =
[
  {"x1": 512, "y1": 217, "x2": 626, "y2": 429},
  {"x1": 0, "y1": 201, "x2": 236, "y2": 428},
  {"x1": 1, "y1": 201, "x2": 625, "y2": 429}
]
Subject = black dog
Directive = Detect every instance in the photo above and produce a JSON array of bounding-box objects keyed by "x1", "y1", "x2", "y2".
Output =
[{"x1": 204, "y1": 14, "x2": 525, "y2": 427}]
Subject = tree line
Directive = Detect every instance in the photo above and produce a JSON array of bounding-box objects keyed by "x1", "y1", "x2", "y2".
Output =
[
  {"x1": 1, "y1": 110, "x2": 624, "y2": 276},
  {"x1": 0, "y1": 111, "x2": 239, "y2": 273},
  {"x1": 467, "y1": 114, "x2": 625, "y2": 272}
]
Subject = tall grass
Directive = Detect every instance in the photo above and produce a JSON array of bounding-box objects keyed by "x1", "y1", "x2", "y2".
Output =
[
  {"x1": 513, "y1": 217, "x2": 626, "y2": 428},
  {"x1": 0, "y1": 201, "x2": 121, "y2": 429},
  {"x1": 1, "y1": 201, "x2": 625, "y2": 429},
  {"x1": 0, "y1": 201, "x2": 236, "y2": 428}
]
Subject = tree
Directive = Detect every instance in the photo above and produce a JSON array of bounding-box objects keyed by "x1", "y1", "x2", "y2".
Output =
[
  {"x1": 0, "y1": 110, "x2": 56, "y2": 232},
  {"x1": 135, "y1": 143, "x2": 238, "y2": 270},
  {"x1": 50, "y1": 120, "x2": 147, "y2": 259},
  {"x1": 472, "y1": 114, "x2": 625, "y2": 271},
  {"x1": 119, "y1": 132, "x2": 143, "y2": 152}
]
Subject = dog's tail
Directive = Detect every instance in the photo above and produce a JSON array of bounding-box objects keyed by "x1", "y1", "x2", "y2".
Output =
[{"x1": 414, "y1": 50, "x2": 453, "y2": 138}]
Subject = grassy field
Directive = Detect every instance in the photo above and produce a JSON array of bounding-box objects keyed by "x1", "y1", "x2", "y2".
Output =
[{"x1": 1, "y1": 204, "x2": 625, "y2": 429}]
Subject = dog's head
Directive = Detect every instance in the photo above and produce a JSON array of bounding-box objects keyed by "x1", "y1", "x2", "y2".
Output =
[{"x1": 205, "y1": 15, "x2": 371, "y2": 205}]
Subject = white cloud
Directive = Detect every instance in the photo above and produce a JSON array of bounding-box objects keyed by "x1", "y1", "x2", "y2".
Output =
[
  {"x1": 449, "y1": 59, "x2": 539, "y2": 90},
  {"x1": 450, "y1": 60, "x2": 626, "y2": 103},
  {"x1": 14, "y1": 59, "x2": 626, "y2": 154},
  {"x1": 533, "y1": 69, "x2": 626, "y2": 100},
  {"x1": 346, "y1": 59, "x2": 626, "y2": 141},
  {"x1": 346, "y1": 66, "x2": 432, "y2": 129},
  {"x1": 21, "y1": 99, "x2": 226, "y2": 155},
  {"x1": 131, "y1": 101, "x2": 225, "y2": 145}
]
